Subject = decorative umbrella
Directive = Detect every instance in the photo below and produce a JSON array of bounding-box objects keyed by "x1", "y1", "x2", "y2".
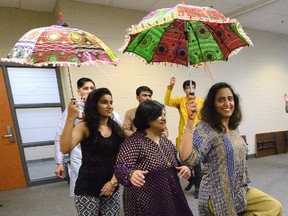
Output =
[
  {"x1": 120, "y1": 2, "x2": 253, "y2": 83},
  {"x1": 1, "y1": 15, "x2": 119, "y2": 97}
]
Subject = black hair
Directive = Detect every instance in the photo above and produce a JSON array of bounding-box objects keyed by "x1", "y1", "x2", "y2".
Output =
[
  {"x1": 136, "y1": 86, "x2": 153, "y2": 96},
  {"x1": 200, "y1": 82, "x2": 242, "y2": 132},
  {"x1": 133, "y1": 100, "x2": 164, "y2": 132},
  {"x1": 182, "y1": 80, "x2": 196, "y2": 89},
  {"x1": 84, "y1": 88, "x2": 125, "y2": 141},
  {"x1": 77, "y1": 77, "x2": 95, "y2": 89}
]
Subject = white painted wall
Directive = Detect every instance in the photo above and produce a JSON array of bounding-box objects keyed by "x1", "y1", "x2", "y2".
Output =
[{"x1": 1, "y1": 1, "x2": 288, "y2": 155}]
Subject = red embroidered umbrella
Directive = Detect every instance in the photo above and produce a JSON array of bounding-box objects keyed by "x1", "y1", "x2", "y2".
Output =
[
  {"x1": 2, "y1": 25, "x2": 119, "y2": 67},
  {"x1": 120, "y1": 2, "x2": 253, "y2": 82},
  {"x1": 2, "y1": 15, "x2": 119, "y2": 97}
]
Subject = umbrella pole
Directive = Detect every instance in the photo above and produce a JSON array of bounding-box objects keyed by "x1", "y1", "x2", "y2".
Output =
[
  {"x1": 184, "y1": 21, "x2": 193, "y2": 95},
  {"x1": 67, "y1": 66, "x2": 74, "y2": 99}
]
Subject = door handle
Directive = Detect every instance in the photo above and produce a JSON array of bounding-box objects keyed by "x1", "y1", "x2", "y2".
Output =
[
  {"x1": 3, "y1": 134, "x2": 13, "y2": 137},
  {"x1": 3, "y1": 126, "x2": 15, "y2": 143}
]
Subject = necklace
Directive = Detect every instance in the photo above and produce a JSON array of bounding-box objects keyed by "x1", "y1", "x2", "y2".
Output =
[
  {"x1": 156, "y1": 142, "x2": 172, "y2": 168},
  {"x1": 146, "y1": 133, "x2": 172, "y2": 168}
]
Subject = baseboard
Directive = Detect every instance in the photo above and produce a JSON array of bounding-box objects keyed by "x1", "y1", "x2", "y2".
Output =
[{"x1": 247, "y1": 154, "x2": 256, "y2": 159}]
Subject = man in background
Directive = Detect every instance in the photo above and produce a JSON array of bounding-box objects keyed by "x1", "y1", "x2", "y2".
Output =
[
  {"x1": 284, "y1": 93, "x2": 288, "y2": 113},
  {"x1": 123, "y1": 85, "x2": 168, "y2": 137},
  {"x1": 164, "y1": 76, "x2": 203, "y2": 198}
]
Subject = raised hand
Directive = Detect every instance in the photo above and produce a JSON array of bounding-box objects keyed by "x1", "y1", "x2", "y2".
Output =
[
  {"x1": 186, "y1": 95, "x2": 198, "y2": 121},
  {"x1": 284, "y1": 94, "x2": 288, "y2": 102},
  {"x1": 168, "y1": 76, "x2": 176, "y2": 89},
  {"x1": 67, "y1": 99, "x2": 80, "y2": 120},
  {"x1": 81, "y1": 94, "x2": 89, "y2": 103}
]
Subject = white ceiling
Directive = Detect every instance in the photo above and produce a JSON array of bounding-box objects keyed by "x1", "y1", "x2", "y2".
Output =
[{"x1": 0, "y1": 0, "x2": 287, "y2": 35}]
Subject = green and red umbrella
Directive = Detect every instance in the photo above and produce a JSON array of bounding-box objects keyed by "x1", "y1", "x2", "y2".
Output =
[{"x1": 120, "y1": 2, "x2": 253, "y2": 68}]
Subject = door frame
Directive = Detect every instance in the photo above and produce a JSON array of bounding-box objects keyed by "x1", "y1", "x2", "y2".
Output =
[
  {"x1": 1, "y1": 62, "x2": 65, "y2": 187},
  {"x1": 0, "y1": 65, "x2": 26, "y2": 190}
]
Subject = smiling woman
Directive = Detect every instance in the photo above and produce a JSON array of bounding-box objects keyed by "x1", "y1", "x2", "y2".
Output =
[
  {"x1": 60, "y1": 88, "x2": 125, "y2": 215},
  {"x1": 179, "y1": 82, "x2": 283, "y2": 215},
  {"x1": 115, "y1": 100, "x2": 193, "y2": 216},
  {"x1": 214, "y1": 88, "x2": 235, "y2": 122}
]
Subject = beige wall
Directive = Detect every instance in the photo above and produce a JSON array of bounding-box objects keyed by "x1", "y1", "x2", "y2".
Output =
[
  {"x1": 1, "y1": 0, "x2": 288, "y2": 154},
  {"x1": 0, "y1": 7, "x2": 55, "y2": 57}
]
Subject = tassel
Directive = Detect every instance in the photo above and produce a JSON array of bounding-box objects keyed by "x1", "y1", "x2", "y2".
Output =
[
  {"x1": 59, "y1": 13, "x2": 63, "y2": 25},
  {"x1": 203, "y1": 63, "x2": 214, "y2": 81}
]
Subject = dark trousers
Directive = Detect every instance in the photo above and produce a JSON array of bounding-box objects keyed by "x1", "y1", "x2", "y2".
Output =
[{"x1": 188, "y1": 163, "x2": 202, "y2": 189}]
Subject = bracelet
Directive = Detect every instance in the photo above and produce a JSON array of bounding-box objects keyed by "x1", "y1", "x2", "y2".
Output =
[
  {"x1": 185, "y1": 125, "x2": 194, "y2": 133},
  {"x1": 110, "y1": 180, "x2": 118, "y2": 187}
]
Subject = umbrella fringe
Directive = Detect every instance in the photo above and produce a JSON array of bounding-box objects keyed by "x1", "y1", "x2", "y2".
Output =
[
  {"x1": 120, "y1": 51, "x2": 210, "y2": 69},
  {"x1": 1, "y1": 58, "x2": 34, "y2": 66},
  {"x1": 232, "y1": 19, "x2": 254, "y2": 46},
  {"x1": 228, "y1": 47, "x2": 244, "y2": 58},
  {"x1": 119, "y1": 34, "x2": 131, "y2": 52},
  {"x1": 1, "y1": 58, "x2": 119, "y2": 67},
  {"x1": 203, "y1": 63, "x2": 215, "y2": 81},
  {"x1": 128, "y1": 4, "x2": 233, "y2": 35}
]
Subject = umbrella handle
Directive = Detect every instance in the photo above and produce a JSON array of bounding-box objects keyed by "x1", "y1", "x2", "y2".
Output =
[
  {"x1": 184, "y1": 21, "x2": 193, "y2": 94},
  {"x1": 67, "y1": 67, "x2": 74, "y2": 99}
]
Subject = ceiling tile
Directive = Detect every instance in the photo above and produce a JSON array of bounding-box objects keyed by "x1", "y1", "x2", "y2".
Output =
[
  {"x1": 259, "y1": 0, "x2": 288, "y2": 15},
  {"x1": 21, "y1": 0, "x2": 57, "y2": 12},
  {"x1": 0, "y1": 0, "x2": 287, "y2": 35},
  {"x1": 0, "y1": 0, "x2": 19, "y2": 8},
  {"x1": 146, "y1": 0, "x2": 184, "y2": 11},
  {"x1": 236, "y1": 9, "x2": 283, "y2": 33},
  {"x1": 111, "y1": 0, "x2": 159, "y2": 12},
  {"x1": 73, "y1": 0, "x2": 113, "y2": 6}
]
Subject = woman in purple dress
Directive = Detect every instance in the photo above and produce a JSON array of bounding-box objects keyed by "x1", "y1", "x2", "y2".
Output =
[{"x1": 115, "y1": 100, "x2": 193, "y2": 216}]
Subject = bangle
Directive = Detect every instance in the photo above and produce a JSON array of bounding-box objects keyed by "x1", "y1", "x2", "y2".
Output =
[
  {"x1": 185, "y1": 125, "x2": 194, "y2": 133},
  {"x1": 110, "y1": 180, "x2": 118, "y2": 187}
]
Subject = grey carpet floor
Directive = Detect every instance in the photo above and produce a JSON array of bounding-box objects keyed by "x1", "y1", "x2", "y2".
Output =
[{"x1": 0, "y1": 153, "x2": 287, "y2": 216}]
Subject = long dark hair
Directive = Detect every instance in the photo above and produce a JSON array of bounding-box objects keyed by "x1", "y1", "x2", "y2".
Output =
[
  {"x1": 84, "y1": 88, "x2": 125, "y2": 141},
  {"x1": 200, "y1": 82, "x2": 242, "y2": 132},
  {"x1": 133, "y1": 100, "x2": 164, "y2": 132}
]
